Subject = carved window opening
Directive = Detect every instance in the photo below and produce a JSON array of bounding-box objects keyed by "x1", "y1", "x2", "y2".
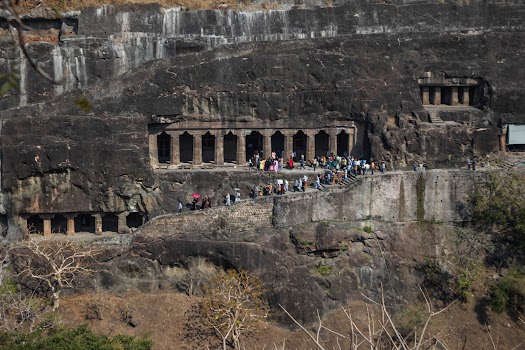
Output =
[
  {"x1": 293, "y1": 130, "x2": 307, "y2": 161},
  {"x1": 75, "y1": 214, "x2": 95, "y2": 233},
  {"x1": 102, "y1": 213, "x2": 119, "y2": 232},
  {"x1": 271, "y1": 131, "x2": 285, "y2": 157},
  {"x1": 337, "y1": 131, "x2": 349, "y2": 157},
  {"x1": 202, "y1": 132, "x2": 215, "y2": 163},
  {"x1": 51, "y1": 215, "x2": 67, "y2": 234},
  {"x1": 224, "y1": 132, "x2": 237, "y2": 163},
  {"x1": 246, "y1": 131, "x2": 263, "y2": 159},
  {"x1": 315, "y1": 130, "x2": 330, "y2": 157},
  {"x1": 179, "y1": 132, "x2": 193, "y2": 163},
  {"x1": 157, "y1": 131, "x2": 171, "y2": 164}
]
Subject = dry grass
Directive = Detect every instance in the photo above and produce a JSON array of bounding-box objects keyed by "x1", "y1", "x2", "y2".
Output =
[{"x1": 16, "y1": 0, "x2": 257, "y2": 12}]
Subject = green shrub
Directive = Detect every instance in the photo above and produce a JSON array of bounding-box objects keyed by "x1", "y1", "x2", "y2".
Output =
[
  {"x1": 0, "y1": 324, "x2": 153, "y2": 350},
  {"x1": 299, "y1": 239, "x2": 314, "y2": 246},
  {"x1": 314, "y1": 265, "x2": 333, "y2": 276},
  {"x1": 490, "y1": 270, "x2": 525, "y2": 318},
  {"x1": 363, "y1": 225, "x2": 373, "y2": 233}
]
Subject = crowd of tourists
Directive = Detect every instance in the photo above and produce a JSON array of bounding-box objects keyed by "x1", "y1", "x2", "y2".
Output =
[
  {"x1": 249, "y1": 151, "x2": 387, "y2": 175},
  {"x1": 246, "y1": 151, "x2": 390, "y2": 199},
  {"x1": 184, "y1": 152, "x2": 487, "y2": 211}
]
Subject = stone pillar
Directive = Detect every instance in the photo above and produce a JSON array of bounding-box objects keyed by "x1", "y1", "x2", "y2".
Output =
[
  {"x1": 169, "y1": 131, "x2": 180, "y2": 167},
  {"x1": 215, "y1": 133, "x2": 224, "y2": 166},
  {"x1": 263, "y1": 131, "x2": 272, "y2": 159},
  {"x1": 40, "y1": 214, "x2": 54, "y2": 237},
  {"x1": 434, "y1": 86, "x2": 442, "y2": 105},
  {"x1": 329, "y1": 129, "x2": 337, "y2": 156},
  {"x1": 236, "y1": 131, "x2": 246, "y2": 166},
  {"x1": 451, "y1": 86, "x2": 459, "y2": 106},
  {"x1": 283, "y1": 130, "x2": 294, "y2": 162},
  {"x1": 193, "y1": 133, "x2": 203, "y2": 166},
  {"x1": 462, "y1": 87, "x2": 470, "y2": 106},
  {"x1": 64, "y1": 214, "x2": 76, "y2": 236},
  {"x1": 117, "y1": 212, "x2": 129, "y2": 234},
  {"x1": 500, "y1": 125, "x2": 508, "y2": 153},
  {"x1": 348, "y1": 128, "x2": 355, "y2": 156},
  {"x1": 93, "y1": 213, "x2": 104, "y2": 235},
  {"x1": 148, "y1": 133, "x2": 158, "y2": 168},
  {"x1": 421, "y1": 86, "x2": 430, "y2": 105},
  {"x1": 305, "y1": 130, "x2": 315, "y2": 161}
]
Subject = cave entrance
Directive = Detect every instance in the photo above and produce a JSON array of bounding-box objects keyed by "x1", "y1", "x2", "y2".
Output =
[
  {"x1": 51, "y1": 215, "x2": 67, "y2": 234},
  {"x1": 246, "y1": 131, "x2": 263, "y2": 159},
  {"x1": 293, "y1": 130, "x2": 307, "y2": 161},
  {"x1": 429, "y1": 87, "x2": 437, "y2": 105},
  {"x1": 224, "y1": 132, "x2": 237, "y2": 163},
  {"x1": 441, "y1": 87, "x2": 452, "y2": 105},
  {"x1": 157, "y1": 131, "x2": 171, "y2": 164},
  {"x1": 126, "y1": 212, "x2": 143, "y2": 228},
  {"x1": 271, "y1": 131, "x2": 284, "y2": 158},
  {"x1": 102, "y1": 213, "x2": 119, "y2": 232},
  {"x1": 315, "y1": 130, "x2": 329, "y2": 157},
  {"x1": 27, "y1": 215, "x2": 43, "y2": 234},
  {"x1": 75, "y1": 214, "x2": 95, "y2": 233},
  {"x1": 0, "y1": 215, "x2": 6, "y2": 237},
  {"x1": 337, "y1": 131, "x2": 349, "y2": 157},
  {"x1": 202, "y1": 132, "x2": 215, "y2": 163},
  {"x1": 179, "y1": 132, "x2": 193, "y2": 163}
]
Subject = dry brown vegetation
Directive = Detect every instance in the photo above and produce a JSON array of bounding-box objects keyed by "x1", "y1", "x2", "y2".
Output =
[{"x1": 16, "y1": 0, "x2": 259, "y2": 12}]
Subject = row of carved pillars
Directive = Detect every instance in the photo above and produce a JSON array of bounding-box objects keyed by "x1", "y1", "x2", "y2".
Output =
[
  {"x1": 421, "y1": 86, "x2": 471, "y2": 106},
  {"x1": 18, "y1": 212, "x2": 144, "y2": 236},
  {"x1": 149, "y1": 128, "x2": 355, "y2": 167}
]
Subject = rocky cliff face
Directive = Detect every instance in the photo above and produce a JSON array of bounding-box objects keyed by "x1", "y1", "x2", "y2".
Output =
[{"x1": 0, "y1": 1, "x2": 524, "y2": 226}]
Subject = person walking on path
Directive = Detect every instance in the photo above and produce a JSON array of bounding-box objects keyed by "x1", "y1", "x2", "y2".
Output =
[
  {"x1": 225, "y1": 194, "x2": 231, "y2": 206},
  {"x1": 178, "y1": 201, "x2": 183, "y2": 213},
  {"x1": 467, "y1": 158, "x2": 471, "y2": 170},
  {"x1": 472, "y1": 159, "x2": 476, "y2": 171},
  {"x1": 381, "y1": 161, "x2": 386, "y2": 174},
  {"x1": 413, "y1": 161, "x2": 417, "y2": 171}
]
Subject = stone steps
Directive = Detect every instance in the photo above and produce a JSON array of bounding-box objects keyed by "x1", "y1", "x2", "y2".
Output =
[
  {"x1": 428, "y1": 110, "x2": 445, "y2": 124},
  {"x1": 316, "y1": 172, "x2": 359, "y2": 190},
  {"x1": 501, "y1": 157, "x2": 525, "y2": 172}
]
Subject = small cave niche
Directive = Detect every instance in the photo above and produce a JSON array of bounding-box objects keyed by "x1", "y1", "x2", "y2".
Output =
[
  {"x1": 126, "y1": 212, "x2": 143, "y2": 228},
  {"x1": 27, "y1": 215, "x2": 43, "y2": 234},
  {"x1": 0, "y1": 215, "x2": 7, "y2": 237},
  {"x1": 418, "y1": 73, "x2": 484, "y2": 108}
]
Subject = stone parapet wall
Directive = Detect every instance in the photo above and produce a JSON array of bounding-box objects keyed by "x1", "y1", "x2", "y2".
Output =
[
  {"x1": 138, "y1": 197, "x2": 273, "y2": 236},
  {"x1": 272, "y1": 170, "x2": 487, "y2": 227},
  {"x1": 139, "y1": 170, "x2": 486, "y2": 237}
]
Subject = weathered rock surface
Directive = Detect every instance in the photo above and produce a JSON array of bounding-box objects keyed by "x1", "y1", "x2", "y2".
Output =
[
  {"x1": 93, "y1": 219, "x2": 455, "y2": 324},
  {"x1": 0, "y1": 1, "x2": 524, "y2": 231}
]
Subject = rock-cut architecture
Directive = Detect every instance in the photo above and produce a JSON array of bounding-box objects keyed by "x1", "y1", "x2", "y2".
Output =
[{"x1": 0, "y1": 0, "x2": 524, "y2": 238}]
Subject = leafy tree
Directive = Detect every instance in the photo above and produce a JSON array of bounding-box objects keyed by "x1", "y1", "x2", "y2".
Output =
[
  {"x1": 199, "y1": 269, "x2": 268, "y2": 350},
  {"x1": 470, "y1": 171, "x2": 525, "y2": 259},
  {"x1": 471, "y1": 172, "x2": 525, "y2": 235},
  {"x1": 0, "y1": 324, "x2": 153, "y2": 350}
]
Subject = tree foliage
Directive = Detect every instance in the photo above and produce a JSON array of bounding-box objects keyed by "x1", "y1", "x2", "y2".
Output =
[
  {"x1": 470, "y1": 172, "x2": 525, "y2": 234},
  {"x1": 470, "y1": 171, "x2": 525, "y2": 253},
  {"x1": 0, "y1": 324, "x2": 153, "y2": 350},
  {"x1": 199, "y1": 269, "x2": 268, "y2": 350}
]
